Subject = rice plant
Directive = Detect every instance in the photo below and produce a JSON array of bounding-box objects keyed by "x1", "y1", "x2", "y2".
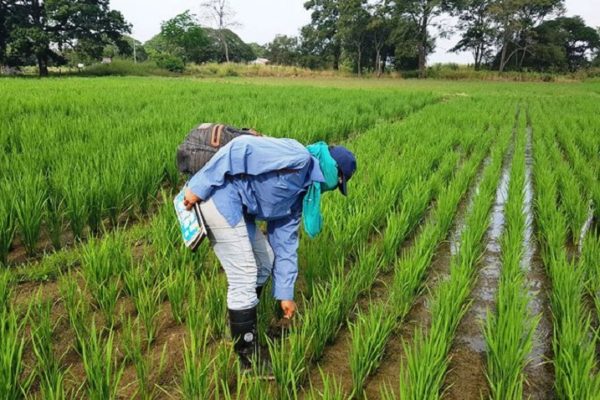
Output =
[
  {"x1": 13, "y1": 173, "x2": 47, "y2": 256},
  {"x1": 348, "y1": 303, "x2": 396, "y2": 396},
  {"x1": 30, "y1": 297, "x2": 67, "y2": 400},
  {"x1": 122, "y1": 315, "x2": 167, "y2": 399},
  {"x1": 59, "y1": 275, "x2": 91, "y2": 352},
  {"x1": 0, "y1": 307, "x2": 30, "y2": 399},
  {"x1": 165, "y1": 266, "x2": 192, "y2": 324},
  {"x1": 133, "y1": 276, "x2": 164, "y2": 345},
  {"x1": 0, "y1": 271, "x2": 12, "y2": 311},
  {"x1": 180, "y1": 324, "x2": 215, "y2": 399},
  {"x1": 532, "y1": 105, "x2": 600, "y2": 399},
  {"x1": 484, "y1": 120, "x2": 537, "y2": 399},
  {"x1": 0, "y1": 186, "x2": 16, "y2": 265},
  {"x1": 306, "y1": 369, "x2": 345, "y2": 400},
  {"x1": 79, "y1": 320, "x2": 124, "y2": 400},
  {"x1": 45, "y1": 186, "x2": 65, "y2": 250},
  {"x1": 268, "y1": 314, "x2": 315, "y2": 400}
]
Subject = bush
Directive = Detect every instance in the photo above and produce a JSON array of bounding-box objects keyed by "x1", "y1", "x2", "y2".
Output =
[{"x1": 155, "y1": 54, "x2": 185, "y2": 73}]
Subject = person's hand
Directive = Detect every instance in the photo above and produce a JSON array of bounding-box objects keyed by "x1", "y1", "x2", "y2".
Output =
[
  {"x1": 184, "y1": 189, "x2": 201, "y2": 211},
  {"x1": 280, "y1": 300, "x2": 297, "y2": 319}
]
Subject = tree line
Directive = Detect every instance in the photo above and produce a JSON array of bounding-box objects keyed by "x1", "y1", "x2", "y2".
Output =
[
  {"x1": 266, "y1": 0, "x2": 600, "y2": 76},
  {"x1": 1, "y1": 0, "x2": 599, "y2": 77},
  {"x1": 0, "y1": 0, "x2": 255, "y2": 76}
]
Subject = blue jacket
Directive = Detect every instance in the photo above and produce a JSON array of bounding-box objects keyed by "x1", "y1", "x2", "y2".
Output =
[{"x1": 188, "y1": 136, "x2": 325, "y2": 300}]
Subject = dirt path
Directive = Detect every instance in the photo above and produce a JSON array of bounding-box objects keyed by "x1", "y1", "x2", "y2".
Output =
[
  {"x1": 443, "y1": 142, "x2": 513, "y2": 400},
  {"x1": 522, "y1": 125, "x2": 555, "y2": 399}
]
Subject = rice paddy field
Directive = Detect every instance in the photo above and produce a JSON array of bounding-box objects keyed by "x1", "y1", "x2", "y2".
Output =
[{"x1": 1, "y1": 76, "x2": 599, "y2": 399}]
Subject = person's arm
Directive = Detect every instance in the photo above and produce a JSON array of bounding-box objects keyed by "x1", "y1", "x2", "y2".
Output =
[
  {"x1": 267, "y1": 204, "x2": 302, "y2": 303},
  {"x1": 188, "y1": 136, "x2": 310, "y2": 201}
]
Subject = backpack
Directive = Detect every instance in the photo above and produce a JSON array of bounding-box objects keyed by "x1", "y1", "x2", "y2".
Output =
[{"x1": 176, "y1": 123, "x2": 260, "y2": 175}]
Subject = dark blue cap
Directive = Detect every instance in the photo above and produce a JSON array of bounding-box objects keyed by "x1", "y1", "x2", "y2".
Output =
[{"x1": 329, "y1": 145, "x2": 357, "y2": 196}]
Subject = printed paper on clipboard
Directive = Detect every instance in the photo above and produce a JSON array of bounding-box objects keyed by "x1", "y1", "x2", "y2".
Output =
[{"x1": 174, "y1": 188, "x2": 207, "y2": 251}]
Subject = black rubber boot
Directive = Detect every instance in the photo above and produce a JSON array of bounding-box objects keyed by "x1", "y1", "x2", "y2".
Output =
[{"x1": 229, "y1": 307, "x2": 258, "y2": 369}]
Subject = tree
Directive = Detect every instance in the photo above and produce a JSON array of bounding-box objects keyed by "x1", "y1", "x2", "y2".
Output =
[
  {"x1": 203, "y1": 28, "x2": 255, "y2": 62},
  {"x1": 388, "y1": 0, "x2": 450, "y2": 78},
  {"x1": 521, "y1": 16, "x2": 600, "y2": 72},
  {"x1": 248, "y1": 42, "x2": 266, "y2": 58},
  {"x1": 160, "y1": 11, "x2": 211, "y2": 64},
  {"x1": 338, "y1": 0, "x2": 371, "y2": 75},
  {"x1": 451, "y1": 0, "x2": 495, "y2": 69},
  {"x1": 265, "y1": 35, "x2": 300, "y2": 65},
  {"x1": 200, "y1": 0, "x2": 239, "y2": 63},
  {"x1": 367, "y1": 2, "x2": 393, "y2": 76},
  {"x1": 3, "y1": 0, "x2": 130, "y2": 76},
  {"x1": 303, "y1": 0, "x2": 342, "y2": 70},
  {"x1": 490, "y1": 0, "x2": 564, "y2": 72}
]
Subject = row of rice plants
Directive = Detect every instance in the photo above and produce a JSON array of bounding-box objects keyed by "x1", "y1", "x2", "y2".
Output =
[
  {"x1": 385, "y1": 121, "x2": 511, "y2": 399},
  {"x1": 531, "y1": 102, "x2": 600, "y2": 398},
  {"x1": 483, "y1": 114, "x2": 537, "y2": 398},
  {"x1": 348, "y1": 132, "x2": 494, "y2": 397},
  {"x1": 269, "y1": 98, "x2": 511, "y2": 399},
  {"x1": 228, "y1": 122, "x2": 462, "y2": 398},
  {"x1": 0, "y1": 78, "x2": 439, "y2": 259}
]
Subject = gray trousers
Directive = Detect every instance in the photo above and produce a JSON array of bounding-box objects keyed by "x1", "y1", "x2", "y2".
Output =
[{"x1": 199, "y1": 199, "x2": 275, "y2": 311}]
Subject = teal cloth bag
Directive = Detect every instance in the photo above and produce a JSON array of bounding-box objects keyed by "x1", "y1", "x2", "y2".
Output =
[{"x1": 303, "y1": 142, "x2": 339, "y2": 238}]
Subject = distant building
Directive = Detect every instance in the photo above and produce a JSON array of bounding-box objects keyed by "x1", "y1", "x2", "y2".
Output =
[
  {"x1": 101, "y1": 57, "x2": 112, "y2": 64},
  {"x1": 250, "y1": 58, "x2": 270, "y2": 65}
]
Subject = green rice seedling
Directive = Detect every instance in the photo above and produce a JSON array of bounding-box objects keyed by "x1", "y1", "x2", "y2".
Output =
[
  {"x1": 532, "y1": 114, "x2": 600, "y2": 399},
  {"x1": 348, "y1": 303, "x2": 396, "y2": 396},
  {"x1": 0, "y1": 271, "x2": 12, "y2": 311},
  {"x1": 102, "y1": 157, "x2": 128, "y2": 227},
  {"x1": 0, "y1": 307, "x2": 30, "y2": 399},
  {"x1": 86, "y1": 173, "x2": 104, "y2": 235},
  {"x1": 306, "y1": 369, "x2": 344, "y2": 400},
  {"x1": 79, "y1": 320, "x2": 124, "y2": 400},
  {"x1": 30, "y1": 296, "x2": 67, "y2": 400},
  {"x1": 14, "y1": 173, "x2": 47, "y2": 256},
  {"x1": 61, "y1": 176, "x2": 88, "y2": 240},
  {"x1": 59, "y1": 275, "x2": 90, "y2": 352},
  {"x1": 133, "y1": 277, "x2": 164, "y2": 345},
  {"x1": 122, "y1": 315, "x2": 167, "y2": 399},
  {"x1": 45, "y1": 187, "x2": 65, "y2": 250},
  {"x1": 484, "y1": 124, "x2": 538, "y2": 399},
  {"x1": 211, "y1": 341, "x2": 235, "y2": 390},
  {"x1": 0, "y1": 186, "x2": 16, "y2": 265},
  {"x1": 180, "y1": 324, "x2": 214, "y2": 399},
  {"x1": 201, "y1": 270, "x2": 228, "y2": 338},
  {"x1": 268, "y1": 314, "x2": 314, "y2": 400},
  {"x1": 123, "y1": 263, "x2": 149, "y2": 298},
  {"x1": 165, "y1": 266, "x2": 192, "y2": 324},
  {"x1": 95, "y1": 277, "x2": 121, "y2": 327}
]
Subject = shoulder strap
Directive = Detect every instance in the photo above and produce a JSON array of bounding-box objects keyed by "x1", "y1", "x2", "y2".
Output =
[{"x1": 210, "y1": 124, "x2": 225, "y2": 148}]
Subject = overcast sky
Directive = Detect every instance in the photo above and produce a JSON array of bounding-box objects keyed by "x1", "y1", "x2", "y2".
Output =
[{"x1": 111, "y1": 0, "x2": 600, "y2": 65}]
